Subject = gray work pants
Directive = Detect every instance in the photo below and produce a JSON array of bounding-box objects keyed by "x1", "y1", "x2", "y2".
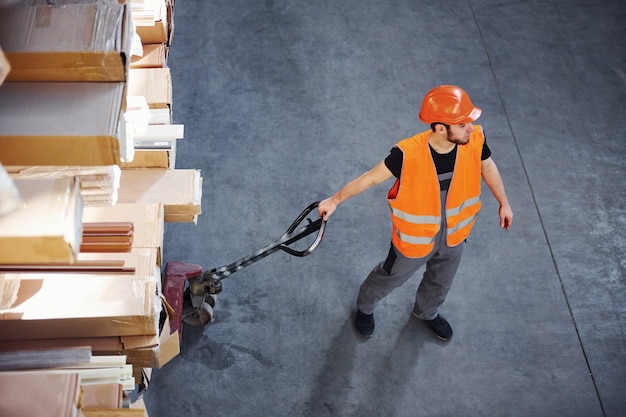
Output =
[{"x1": 356, "y1": 191, "x2": 465, "y2": 320}]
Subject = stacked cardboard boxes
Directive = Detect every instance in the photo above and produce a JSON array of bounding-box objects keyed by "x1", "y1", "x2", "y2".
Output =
[
  {"x1": 0, "y1": 0, "x2": 198, "y2": 415},
  {"x1": 132, "y1": 0, "x2": 173, "y2": 46},
  {"x1": 122, "y1": 0, "x2": 202, "y2": 223},
  {"x1": 126, "y1": 0, "x2": 177, "y2": 169}
]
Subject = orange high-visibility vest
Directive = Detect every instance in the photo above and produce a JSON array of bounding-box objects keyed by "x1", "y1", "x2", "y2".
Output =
[{"x1": 387, "y1": 126, "x2": 484, "y2": 258}]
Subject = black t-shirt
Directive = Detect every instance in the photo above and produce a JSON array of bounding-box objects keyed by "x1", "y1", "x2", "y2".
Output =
[{"x1": 384, "y1": 137, "x2": 491, "y2": 190}]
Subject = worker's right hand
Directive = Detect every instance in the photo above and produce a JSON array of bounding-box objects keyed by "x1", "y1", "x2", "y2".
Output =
[{"x1": 318, "y1": 197, "x2": 337, "y2": 221}]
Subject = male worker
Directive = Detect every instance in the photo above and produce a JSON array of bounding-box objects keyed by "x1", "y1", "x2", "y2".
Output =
[{"x1": 318, "y1": 85, "x2": 513, "y2": 341}]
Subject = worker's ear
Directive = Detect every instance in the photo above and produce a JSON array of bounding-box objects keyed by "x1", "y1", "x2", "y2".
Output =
[{"x1": 434, "y1": 123, "x2": 447, "y2": 135}]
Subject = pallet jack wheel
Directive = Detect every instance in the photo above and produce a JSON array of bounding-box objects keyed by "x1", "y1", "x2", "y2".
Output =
[{"x1": 182, "y1": 288, "x2": 216, "y2": 326}]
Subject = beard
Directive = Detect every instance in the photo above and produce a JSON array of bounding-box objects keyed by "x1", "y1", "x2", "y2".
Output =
[{"x1": 446, "y1": 129, "x2": 470, "y2": 145}]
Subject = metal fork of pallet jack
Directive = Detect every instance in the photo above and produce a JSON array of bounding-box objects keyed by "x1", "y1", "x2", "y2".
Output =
[{"x1": 183, "y1": 201, "x2": 327, "y2": 325}]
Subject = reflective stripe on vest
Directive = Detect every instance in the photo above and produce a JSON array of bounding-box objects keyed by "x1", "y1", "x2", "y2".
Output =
[
  {"x1": 389, "y1": 206, "x2": 441, "y2": 247},
  {"x1": 446, "y1": 195, "x2": 481, "y2": 218},
  {"x1": 447, "y1": 211, "x2": 478, "y2": 235},
  {"x1": 394, "y1": 229, "x2": 436, "y2": 245},
  {"x1": 389, "y1": 206, "x2": 440, "y2": 226},
  {"x1": 392, "y1": 198, "x2": 480, "y2": 241}
]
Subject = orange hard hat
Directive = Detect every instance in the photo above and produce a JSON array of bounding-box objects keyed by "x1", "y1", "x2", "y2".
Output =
[{"x1": 418, "y1": 85, "x2": 482, "y2": 125}]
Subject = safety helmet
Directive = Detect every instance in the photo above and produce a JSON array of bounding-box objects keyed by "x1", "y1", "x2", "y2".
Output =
[{"x1": 418, "y1": 85, "x2": 482, "y2": 125}]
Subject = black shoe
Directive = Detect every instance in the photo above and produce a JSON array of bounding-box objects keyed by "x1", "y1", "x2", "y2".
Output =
[
  {"x1": 355, "y1": 310, "x2": 375, "y2": 338},
  {"x1": 413, "y1": 312, "x2": 453, "y2": 341}
]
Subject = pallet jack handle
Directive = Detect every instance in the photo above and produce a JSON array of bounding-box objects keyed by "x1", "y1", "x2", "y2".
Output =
[
  {"x1": 280, "y1": 201, "x2": 327, "y2": 257},
  {"x1": 199, "y1": 201, "x2": 327, "y2": 294}
]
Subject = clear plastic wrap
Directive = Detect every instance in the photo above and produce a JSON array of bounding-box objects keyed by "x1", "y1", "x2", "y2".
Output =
[{"x1": 0, "y1": 163, "x2": 23, "y2": 217}]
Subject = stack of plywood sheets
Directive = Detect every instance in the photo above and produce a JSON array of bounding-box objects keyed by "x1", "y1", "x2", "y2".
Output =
[
  {"x1": 0, "y1": 349, "x2": 146, "y2": 416},
  {"x1": 0, "y1": 371, "x2": 83, "y2": 416},
  {"x1": 0, "y1": 200, "x2": 178, "y2": 368},
  {"x1": 0, "y1": 224, "x2": 179, "y2": 370}
]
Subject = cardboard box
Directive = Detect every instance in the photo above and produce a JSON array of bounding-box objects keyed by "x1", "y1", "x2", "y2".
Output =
[
  {"x1": 133, "y1": 0, "x2": 171, "y2": 45},
  {"x1": 0, "y1": 178, "x2": 82, "y2": 264},
  {"x1": 116, "y1": 169, "x2": 202, "y2": 223},
  {"x1": 131, "y1": 43, "x2": 168, "y2": 69},
  {"x1": 0, "y1": 82, "x2": 125, "y2": 166},
  {"x1": 0, "y1": 2, "x2": 132, "y2": 82},
  {"x1": 82, "y1": 204, "x2": 164, "y2": 266},
  {"x1": 0, "y1": 273, "x2": 160, "y2": 340},
  {"x1": 127, "y1": 68, "x2": 172, "y2": 110}
]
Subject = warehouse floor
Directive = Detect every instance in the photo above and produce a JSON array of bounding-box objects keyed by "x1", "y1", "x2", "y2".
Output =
[{"x1": 144, "y1": 1, "x2": 626, "y2": 416}]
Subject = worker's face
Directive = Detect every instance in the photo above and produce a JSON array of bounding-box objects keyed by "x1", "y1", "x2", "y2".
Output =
[{"x1": 446, "y1": 123, "x2": 474, "y2": 145}]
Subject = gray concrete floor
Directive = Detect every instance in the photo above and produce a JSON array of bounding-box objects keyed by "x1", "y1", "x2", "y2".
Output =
[{"x1": 145, "y1": 1, "x2": 626, "y2": 416}]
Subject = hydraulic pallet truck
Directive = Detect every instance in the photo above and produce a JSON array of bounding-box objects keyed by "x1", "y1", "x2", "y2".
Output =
[{"x1": 162, "y1": 202, "x2": 327, "y2": 334}]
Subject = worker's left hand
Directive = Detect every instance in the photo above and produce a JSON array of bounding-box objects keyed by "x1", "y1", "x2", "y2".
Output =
[{"x1": 499, "y1": 204, "x2": 513, "y2": 230}]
